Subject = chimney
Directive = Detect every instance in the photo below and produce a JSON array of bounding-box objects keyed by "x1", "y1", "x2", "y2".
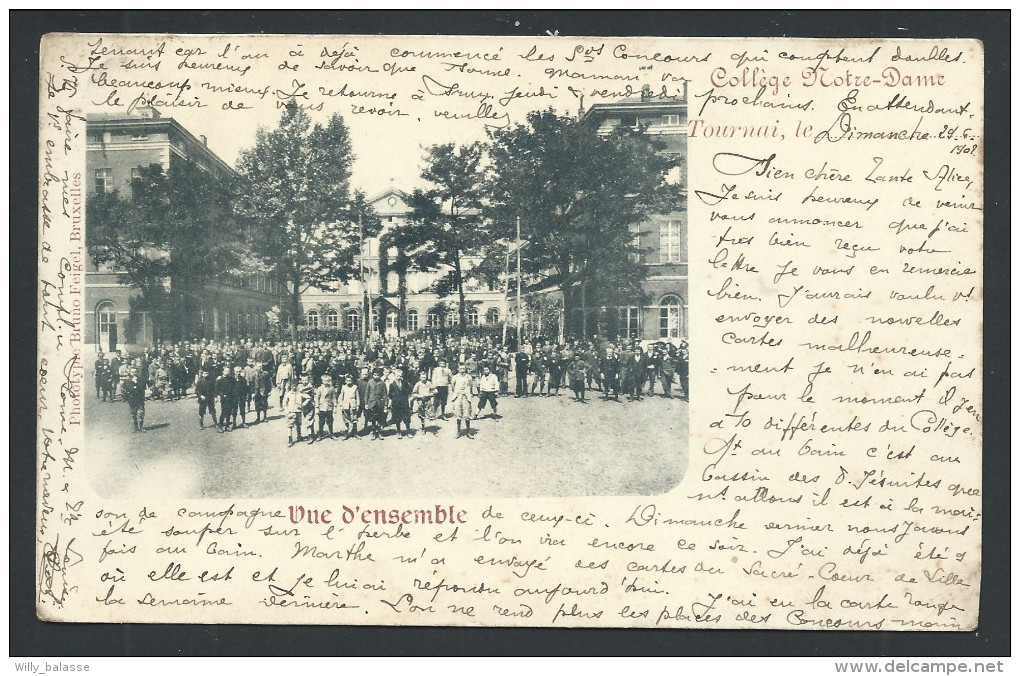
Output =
[
  {"x1": 136, "y1": 105, "x2": 161, "y2": 119},
  {"x1": 200, "y1": 135, "x2": 208, "y2": 146},
  {"x1": 641, "y1": 84, "x2": 651, "y2": 102}
]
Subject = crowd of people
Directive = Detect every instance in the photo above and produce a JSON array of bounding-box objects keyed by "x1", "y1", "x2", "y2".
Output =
[{"x1": 92, "y1": 333, "x2": 689, "y2": 443}]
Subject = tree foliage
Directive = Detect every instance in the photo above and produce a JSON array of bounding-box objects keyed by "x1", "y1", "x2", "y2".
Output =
[
  {"x1": 404, "y1": 142, "x2": 489, "y2": 329},
  {"x1": 86, "y1": 159, "x2": 248, "y2": 341},
  {"x1": 486, "y1": 109, "x2": 683, "y2": 336},
  {"x1": 235, "y1": 103, "x2": 379, "y2": 338}
]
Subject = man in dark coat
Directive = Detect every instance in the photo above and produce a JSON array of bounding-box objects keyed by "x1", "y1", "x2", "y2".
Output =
[
  {"x1": 94, "y1": 353, "x2": 110, "y2": 401},
  {"x1": 215, "y1": 365, "x2": 238, "y2": 431},
  {"x1": 387, "y1": 370, "x2": 412, "y2": 438},
  {"x1": 242, "y1": 358, "x2": 261, "y2": 417},
  {"x1": 364, "y1": 369, "x2": 388, "y2": 440},
  {"x1": 530, "y1": 351, "x2": 548, "y2": 396},
  {"x1": 108, "y1": 353, "x2": 122, "y2": 398},
  {"x1": 514, "y1": 350, "x2": 529, "y2": 398},
  {"x1": 568, "y1": 355, "x2": 588, "y2": 402},
  {"x1": 659, "y1": 347, "x2": 676, "y2": 398},
  {"x1": 627, "y1": 345, "x2": 649, "y2": 401},
  {"x1": 646, "y1": 346, "x2": 662, "y2": 396},
  {"x1": 601, "y1": 348, "x2": 620, "y2": 401},
  {"x1": 195, "y1": 367, "x2": 217, "y2": 429},
  {"x1": 121, "y1": 366, "x2": 146, "y2": 432},
  {"x1": 233, "y1": 368, "x2": 251, "y2": 428},
  {"x1": 252, "y1": 368, "x2": 272, "y2": 423},
  {"x1": 356, "y1": 367, "x2": 372, "y2": 437},
  {"x1": 169, "y1": 357, "x2": 188, "y2": 400}
]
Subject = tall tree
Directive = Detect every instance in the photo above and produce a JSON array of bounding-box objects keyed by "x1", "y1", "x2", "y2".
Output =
[
  {"x1": 379, "y1": 228, "x2": 413, "y2": 335},
  {"x1": 407, "y1": 142, "x2": 488, "y2": 330},
  {"x1": 235, "y1": 103, "x2": 378, "y2": 339},
  {"x1": 486, "y1": 109, "x2": 683, "y2": 337},
  {"x1": 86, "y1": 159, "x2": 248, "y2": 342}
]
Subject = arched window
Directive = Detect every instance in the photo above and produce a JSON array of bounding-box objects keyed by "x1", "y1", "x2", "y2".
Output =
[
  {"x1": 326, "y1": 309, "x2": 339, "y2": 329},
  {"x1": 346, "y1": 309, "x2": 361, "y2": 333},
  {"x1": 406, "y1": 308, "x2": 419, "y2": 332},
  {"x1": 659, "y1": 295, "x2": 684, "y2": 339},
  {"x1": 96, "y1": 301, "x2": 117, "y2": 350},
  {"x1": 485, "y1": 307, "x2": 500, "y2": 324},
  {"x1": 427, "y1": 310, "x2": 441, "y2": 329},
  {"x1": 307, "y1": 309, "x2": 319, "y2": 329},
  {"x1": 445, "y1": 312, "x2": 457, "y2": 327},
  {"x1": 467, "y1": 307, "x2": 479, "y2": 326}
]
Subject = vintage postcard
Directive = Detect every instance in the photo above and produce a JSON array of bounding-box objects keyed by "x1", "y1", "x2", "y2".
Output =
[{"x1": 37, "y1": 33, "x2": 982, "y2": 628}]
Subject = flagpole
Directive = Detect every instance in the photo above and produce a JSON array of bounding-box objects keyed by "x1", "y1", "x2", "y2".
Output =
[
  {"x1": 502, "y1": 238, "x2": 510, "y2": 347},
  {"x1": 366, "y1": 214, "x2": 374, "y2": 339},
  {"x1": 359, "y1": 213, "x2": 366, "y2": 343},
  {"x1": 516, "y1": 215, "x2": 522, "y2": 347}
]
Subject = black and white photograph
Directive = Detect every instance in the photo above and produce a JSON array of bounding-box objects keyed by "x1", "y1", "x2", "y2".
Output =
[
  {"x1": 81, "y1": 68, "x2": 690, "y2": 499},
  {"x1": 32, "y1": 27, "x2": 990, "y2": 634}
]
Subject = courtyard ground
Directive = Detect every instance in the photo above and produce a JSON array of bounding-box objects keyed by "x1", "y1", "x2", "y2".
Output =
[{"x1": 84, "y1": 378, "x2": 689, "y2": 500}]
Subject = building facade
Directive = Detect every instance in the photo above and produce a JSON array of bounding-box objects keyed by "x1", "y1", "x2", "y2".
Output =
[
  {"x1": 299, "y1": 188, "x2": 507, "y2": 338},
  {"x1": 85, "y1": 108, "x2": 283, "y2": 352},
  {"x1": 510, "y1": 86, "x2": 689, "y2": 343}
]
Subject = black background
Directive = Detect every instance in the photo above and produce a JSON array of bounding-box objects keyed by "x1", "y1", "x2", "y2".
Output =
[{"x1": 10, "y1": 10, "x2": 1010, "y2": 657}]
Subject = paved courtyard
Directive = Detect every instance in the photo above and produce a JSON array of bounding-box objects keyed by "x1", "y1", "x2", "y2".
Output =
[{"x1": 84, "y1": 381, "x2": 688, "y2": 500}]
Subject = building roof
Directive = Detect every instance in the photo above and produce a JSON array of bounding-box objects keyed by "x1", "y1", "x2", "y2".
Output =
[
  {"x1": 580, "y1": 85, "x2": 686, "y2": 125},
  {"x1": 86, "y1": 108, "x2": 235, "y2": 176},
  {"x1": 367, "y1": 187, "x2": 411, "y2": 205}
]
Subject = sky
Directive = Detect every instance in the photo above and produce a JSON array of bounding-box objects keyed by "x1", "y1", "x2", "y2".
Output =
[{"x1": 67, "y1": 34, "x2": 695, "y2": 198}]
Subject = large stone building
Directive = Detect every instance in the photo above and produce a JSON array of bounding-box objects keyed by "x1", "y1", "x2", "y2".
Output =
[
  {"x1": 299, "y1": 188, "x2": 506, "y2": 338},
  {"x1": 510, "y1": 86, "x2": 689, "y2": 343},
  {"x1": 84, "y1": 108, "x2": 282, "y2": 352},
  {"x1": 85, "y1": 93, "x2": 685, "y2": 351}
]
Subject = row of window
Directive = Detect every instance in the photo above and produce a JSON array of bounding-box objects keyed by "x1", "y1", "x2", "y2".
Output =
[
  {"x1": 96, "y1": 302, "x2": 273, "y2": 337},
  {"x1": 306, "y1": 307, "x2": 502, "y2": 331},
  {"x1": 93, "y1": 131, "x2": 151, "y2": 144},
  {"x1": 197, "y1": 308, "x2": 269, "y2": 333},
  {"x1": 617, "y1": 114, "x2": 682, "y2": 128},
  {"x1": 95, "y1": 167, "x2": 149, "y2": 193},
  {"x1": 629, "y1": 219, "x2": 684, "y2": 265},
  {"x1": 96, "y1": 297, "x2": 685, "y2": 340},
  {"x1": 233, "y1": 273, "x2": 280, "y2": 295},
  {"x1": 94, "y1": 159, "x2": 212, "y2": 194},
  {"x1": 306, "y1": 298, "x2": 686, "y2": 338},
  {"x1": 547, "y1": 296, "x2": 685, "y2": 339},
  {"x1": 607, "y1": 296, "x2": 686, "y2": 339}
]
